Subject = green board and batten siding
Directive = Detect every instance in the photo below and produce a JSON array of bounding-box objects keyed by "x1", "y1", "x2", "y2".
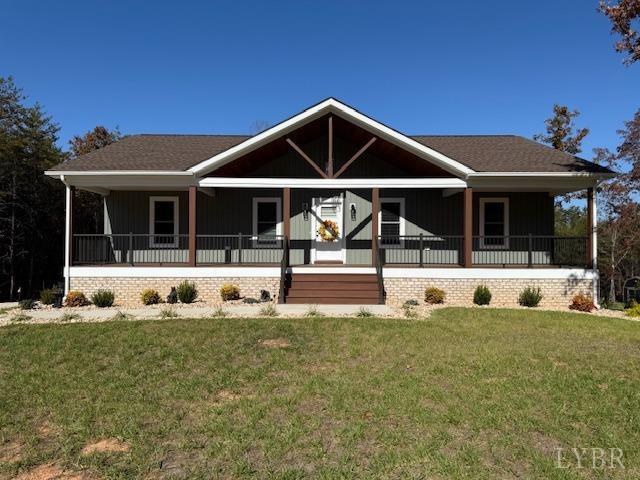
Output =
[{"x1": 105, "y1": 189, "x2": 554, "y2": 265}]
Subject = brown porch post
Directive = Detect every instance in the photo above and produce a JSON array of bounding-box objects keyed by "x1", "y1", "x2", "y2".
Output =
[
  {"x1": 586, "y1": 187, "x2": 594, "y2": 269},
  {"x1": 283, "y1": 187, "x2": 291, "y2": 241},
  {"x1": 188, "y1": 186, "x2": 197, "y2": 267},
  {"x1": 371, "y1": 187, "x2": 379, "y2": 266},
  {"x1": 464, "y1": 188, "x2": 473, "y2": 268}
]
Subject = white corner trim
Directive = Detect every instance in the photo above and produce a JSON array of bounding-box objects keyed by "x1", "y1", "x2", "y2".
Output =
[
  {"x1": 64, "y1": 185, "x2": 72, "y2": 294},
  {"x1": 189, "y1": 98, "x2": 474, "y2": 177},
  {"x1": 252, "y1": 197, "x2": 283, "y2": 236},
  {"x1": 382, "y1": 268, "x2": 598, "y2": 280},
  {"x1": 199, "y1": 177, "x2": 467, "y2": 189},
  {"x1": 68, "y1": 266, "x2": 281, "y2": 278}
]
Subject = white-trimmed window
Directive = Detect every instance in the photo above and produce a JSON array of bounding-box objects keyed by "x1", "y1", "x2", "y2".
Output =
[
  {"x1": 252, "y1": 197, "x2": 282, "y2": 244},
  {"x1": 149, "y1": 196, "x2": 179, "y2": 247},
  {"x1": 479, "y1": 198, "x2": 509, "y2": 248},
  {"x1": 378, "y1": 198, "x2": 405, "y2": 247}
]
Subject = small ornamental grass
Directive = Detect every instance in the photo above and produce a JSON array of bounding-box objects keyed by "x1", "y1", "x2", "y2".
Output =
[
  {"x1": 304, "y1": 305, "x2": 324, "y2": 317},
  {"x1": 141, "y1": 288, "x2": 161, "y2": 305},
  {"x1": 569, "y1": 293, "x2": 595, "y2": 312},
  {"x1": 211, "y1": 307, "x2": 229, "y2": 318},
  {"x1": 519, "y1": 287, "x2": 544, "y2": 308},
  {"x1": 356, "y1": 307, "x2": 373, "y2": 318},
  {"x1": 424, "y1": 287, "x2": 445, "y2": 304},
  {"x1": 91, "y1": 289, "x2": 115, "y2": 308},
  {"x1": 177, "y1": 281, "x2": 198, "y2": 304},
  {"x1": 402, "y1": 304, "x2": 419, "y2": 318},
  {"x1": 220, "y1": 284, "x2": 240, "y2": 301},
  {"x1": 60, "y1": 312, "x2": 81, "y2": 322},
  {"x1": 11, "y1": 313, "x2": 32, "y2": 322},
  {"x1": 160, "y1": 308, "x2": 179, "y2": 319},
  {"x1": 111, "y1": 311, "x2": 131, "y2": 321},
  {"x1": 258, "y1": 303, "x2": 278, "y2": 317},
  {"x1": 64, "y1": 291, "x2": 89, "y2": 307},
  {"x1": 39, "y1": 288, "x2": 57, "y2": 305},
  {"x1": 473, "y1": 285, "x2": 492, "y2": 306},
  {"x1": 19, "y1": 299, "x2": 37, "y2": 310}
]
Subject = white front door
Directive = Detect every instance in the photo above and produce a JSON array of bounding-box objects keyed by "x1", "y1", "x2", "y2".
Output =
[{"x1": 312, "y1": 195, "x2": 344, "y2": 263}]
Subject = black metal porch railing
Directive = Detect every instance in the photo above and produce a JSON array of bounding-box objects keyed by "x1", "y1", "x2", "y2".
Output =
[
  {"x1": 378, "y1": 235, "x2": 464, "y2": 266},
  {"x1": 73, "y1": 234, "x2": 190, "y2": 265},
  {"x1": 196, "y1": 234, "x2": 285, "y2": 264},
  {"x1": 72, "y1": 234, "x2": 286, "y2": 266},
  {"x1": 472, "y1": 235, "x2": 588, "y2": 267},
  {"x1": 378, "y1": 235, "x2": 589, "y2": 268}
]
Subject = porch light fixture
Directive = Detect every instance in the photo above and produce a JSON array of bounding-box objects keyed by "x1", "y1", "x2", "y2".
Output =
[
  {"x1": 302, "y1": 202, "x2": 309, "y2": 221},
  {"x1": 350, "y1": 203, "x2": 356, "y2": 221}
]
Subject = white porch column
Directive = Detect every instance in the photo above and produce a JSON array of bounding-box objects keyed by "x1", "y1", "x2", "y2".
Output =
[
  {"x1": 588, "y1": 186, "x2": 599, "y2": 305},
  {"x1": 64, "y1": 184, "x2": 73, "y2": 294}
]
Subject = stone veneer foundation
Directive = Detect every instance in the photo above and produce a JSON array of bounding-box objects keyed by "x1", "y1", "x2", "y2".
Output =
[
  {"x1": 383, "y1": 277, "x2": 595, "y2": 308},
  {"x1": 70, "y1": 277, "x2": 280, "y2": 307}
]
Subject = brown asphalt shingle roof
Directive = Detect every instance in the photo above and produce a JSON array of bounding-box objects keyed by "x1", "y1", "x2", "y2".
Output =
[{"x1": 51, "y1": 133, "x2": 612, "y2": 174}]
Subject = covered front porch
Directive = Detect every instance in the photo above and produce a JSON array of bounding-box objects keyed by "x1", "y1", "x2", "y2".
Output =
[{"x1": 67, "y1": 182, "x2": 595, "y2": 271}]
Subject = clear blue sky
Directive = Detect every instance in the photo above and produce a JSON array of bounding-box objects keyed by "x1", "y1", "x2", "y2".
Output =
[{"x1": 2, "y1": 0, "x2": 638, "y2": 159}]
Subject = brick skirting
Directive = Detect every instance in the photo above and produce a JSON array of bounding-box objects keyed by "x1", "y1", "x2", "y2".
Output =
[
  {"x1": 70, "y1": 277, "x2": 280, "y2": 306},
  {"x1": 384, "y1": 277, "x2": 595, "y2": 308}
]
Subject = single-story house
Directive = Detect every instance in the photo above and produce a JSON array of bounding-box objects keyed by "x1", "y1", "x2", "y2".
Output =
[{"x1": 45, "y1": 98, "x2": 613, "y2": 306}]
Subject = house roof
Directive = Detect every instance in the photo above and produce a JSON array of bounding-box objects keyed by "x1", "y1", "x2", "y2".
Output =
[{"x1": 51, "y1": 132, "x2": 612, "y2": 175}]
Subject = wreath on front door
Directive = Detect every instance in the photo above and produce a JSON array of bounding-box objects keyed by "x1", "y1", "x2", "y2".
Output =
[{"x1": 318, "y1": 219, "x2": 340, "y2": 242}]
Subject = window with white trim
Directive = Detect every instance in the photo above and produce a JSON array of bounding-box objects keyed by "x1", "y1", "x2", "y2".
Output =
[
  {"x1": 479, "y1": 198, "x2": 509, "y2": 248},
  {"x1": 149, "y1": 196, "x2": 179, "y2": 247},
  {"x1": 379, "y1": 198, "x2": 405, "y2": 247},
  {"x1": 252, "y1": 197, "x2": 282, "y2": 244}
]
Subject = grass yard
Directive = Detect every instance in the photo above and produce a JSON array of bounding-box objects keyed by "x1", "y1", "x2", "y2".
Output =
[{"x1": 1, "y1": 308, "x2": 639, "y2": 479}]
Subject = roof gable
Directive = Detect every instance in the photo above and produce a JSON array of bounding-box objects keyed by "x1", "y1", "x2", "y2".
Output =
[{"x1": 188, "y1": 98, "x2": 475, "y2": 178}]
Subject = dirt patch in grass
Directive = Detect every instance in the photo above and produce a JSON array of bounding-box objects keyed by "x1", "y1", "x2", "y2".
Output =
[
  {"x1": 0, "y1": 439, "x2": 23, "y2": 463},
  {"x1": 14, "y1": 463, "x2": 92, "y2": 480},
  {"x1": 80, "y1": 438, "x2": 130, "y2": 455},
  {"x1": 528, "y1": 431, "x2": 564, "y2": 457},
  {"x1": 259, "y1": 338, "x2": 290, "y2": 348}
]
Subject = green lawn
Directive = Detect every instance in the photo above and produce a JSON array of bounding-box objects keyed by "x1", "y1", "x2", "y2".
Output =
[{"x1": 1, "y1": 309, "x2": 639, "y2": 479}]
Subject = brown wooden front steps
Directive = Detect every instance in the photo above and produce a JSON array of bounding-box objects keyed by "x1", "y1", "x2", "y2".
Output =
[{"x1": 284, "y1": 273, "x2": 381, "y2": 304}]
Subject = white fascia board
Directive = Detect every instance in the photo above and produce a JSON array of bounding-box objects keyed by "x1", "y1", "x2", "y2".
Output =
[
  {"x1": 50, "y1": 172, "x2": 196, "y2": 189},
  {"x1": 199, "y1": 177, "x2": 467, "y2": 189},
  {"x1": 383, "y1": 268, "x2": 598, "y2": 280},
  {"x1": 45, "y1": 170, "x2": 194, "y2": 177},
  {"x1": 68, "y1": 266, "x2": 280, "y2": 278},
  {"x1": 189, "y1": 98, "x2": 474, "y2": 177}
]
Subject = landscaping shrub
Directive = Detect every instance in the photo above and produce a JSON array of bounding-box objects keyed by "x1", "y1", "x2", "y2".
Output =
[
  {"x1": 404, "y1": 299, "x2": 419, "y2": 307},
  {"x1": 166, "y1": 287, "x2": 178, "y2": 304},
  {"x1": 39, "y1": 288, "x2": 57, "y2": 305},
  {"x1": 569, "y1": 293, "x2": 595, "y2": 312},
  {"x1": 91, "y1": 289, "x2": 115, "y2": 308},
  {"x1": 18, "y1": 299, "x2": 36, "y2": 310},
  {"x1": 625, "y1": 303, "x2": 640, "y2": 317},
  {"x1": 242, "y1": 297, "x2": 259, "y2": 304},
  {"x1": 424, "y1": 287, "x2": 445, "y2": 304},
  {"x1": 220, "y1": 283, "x2": 240, "y2": 301},
  {"x1": 402, "y1": 304, "x2": 418, "y2": 318},
  {"x1": 177, "y1": 280, "x2": 198, "y2": 304},
  {"x1": 519, "y1": 287, "x2": 543, "y2": 308},
  {"x1": 258, "y1": 303, "x2": 278, "y2": 317},
  {"x1": 141, "y1": 288, "x2": 161, "y2": 305},
  {"x1": 64, "y1": 291, "x2": 89, "y2": 307},
  {"x1": 260, "y1": 290, "x2": 271, "y2": 302},
  {"x1": 473, "y1": 285, "x2": 492, "y2": 305}
]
